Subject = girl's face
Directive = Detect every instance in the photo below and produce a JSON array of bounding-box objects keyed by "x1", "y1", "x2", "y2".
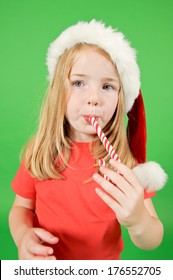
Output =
[{"x1": 66, "y1": 48, "x2": 120, "y2": 142}]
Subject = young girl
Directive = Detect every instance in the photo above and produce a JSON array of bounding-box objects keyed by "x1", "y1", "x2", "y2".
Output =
[{"x1": 9, "y1": 20, "x2": 167, "y2": 260}]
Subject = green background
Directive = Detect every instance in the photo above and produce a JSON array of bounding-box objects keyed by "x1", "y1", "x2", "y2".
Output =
[{"x1": 0, "y1": 0, "x2": 173, "y2": 260}]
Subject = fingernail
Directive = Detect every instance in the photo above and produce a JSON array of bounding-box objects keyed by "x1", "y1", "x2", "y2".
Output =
[
  {"x1": 51, "y1": 236, "x2": 59, "y2": 243},
  {"x1": 48, "y1": 249, "x2": 53, "y2": 255},
  {"x1": 93, "y1": 174, "x2": 101, "y2": 182},
  {"x1": 53, "y1": 237, "x2": 59, "y2": 241},
  {"x1": 95, "y1": 188, "x2": 101, "y2": 194}
]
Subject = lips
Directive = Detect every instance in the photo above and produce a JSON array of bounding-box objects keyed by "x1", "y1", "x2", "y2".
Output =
[{"x1": 84, "y1": 115, "x2": 99, "y2": 124}]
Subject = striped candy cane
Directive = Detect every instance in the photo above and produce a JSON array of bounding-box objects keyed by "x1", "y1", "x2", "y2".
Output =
[
  {"x1": 98, "y1": 158, "x2": 109, "y2": 180},
  {"x1": 89, "y1": 116, "x2": 120, "y2": 180},
  {"x1": 89, "y1": 116, "x2": 120, "y2": 162}
]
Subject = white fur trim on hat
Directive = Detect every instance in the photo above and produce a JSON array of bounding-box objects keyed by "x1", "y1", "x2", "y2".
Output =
[
  {"x1": 46, "y1": 19, "x2": 140, "y2": 113},
  {"x1": 132, "y1": 162, "x2": 168, "y2": 192}
]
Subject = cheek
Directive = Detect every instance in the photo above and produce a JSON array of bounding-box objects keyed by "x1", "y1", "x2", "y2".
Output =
[
  {"x1": 65, "y1": 95, "x2": 80, "y2": 120},
  {"x1": 105, "y1": 95, "x2": 118, "y2": 118},
  {"x1": 66, "y1": 102, "x2": 74, "y2": 121}
]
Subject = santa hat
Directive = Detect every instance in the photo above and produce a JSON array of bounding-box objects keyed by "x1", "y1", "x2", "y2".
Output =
[{"x1": 46, "y1": 19, "x2": 167, "y2": 191}]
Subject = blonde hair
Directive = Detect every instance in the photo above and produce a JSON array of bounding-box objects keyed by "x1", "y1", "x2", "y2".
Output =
[{"x1": 24, "y1": 43, "x2": 136, "y2": 180}]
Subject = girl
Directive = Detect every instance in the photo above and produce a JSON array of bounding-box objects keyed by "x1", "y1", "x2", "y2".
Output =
[{"x1": 9, "y1": 20, "x2": 167, "y2": 260}]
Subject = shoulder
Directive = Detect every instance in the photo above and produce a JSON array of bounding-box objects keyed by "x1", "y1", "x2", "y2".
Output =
[{"x1": 11, "y1": 160, "x2": 37, "y2": 199}]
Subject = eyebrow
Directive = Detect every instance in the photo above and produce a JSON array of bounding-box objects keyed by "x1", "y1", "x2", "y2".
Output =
[
  {"x1": 70, "y1": 73, "x2": 88, "y2": 77},
  {"x1": 103, "y1": 77, "x2": 119, "y2": 83},
  {"x1": 70, "y1": 73, "x2": 119, "y2": 83}
]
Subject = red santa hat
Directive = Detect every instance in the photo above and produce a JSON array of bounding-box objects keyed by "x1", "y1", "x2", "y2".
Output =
[{"x1": 46, "y1": 19, "x2": 167, "y2": 191}]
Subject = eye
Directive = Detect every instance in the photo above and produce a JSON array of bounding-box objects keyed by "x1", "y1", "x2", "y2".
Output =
[
  {"x1": 72, "y1": 80, "x2": 85, "y2": 87},
  {"x1": 103, "y1": 84, "x2": 114, "y2": 91}
]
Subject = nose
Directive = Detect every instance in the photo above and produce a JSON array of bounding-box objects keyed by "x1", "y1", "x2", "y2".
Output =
[
  {"x1": 87, "y1": 91, "x2": 100, "y2": 106},
  {"x1": 88, "y1": 98, "x2": 98, "y2": 106}
]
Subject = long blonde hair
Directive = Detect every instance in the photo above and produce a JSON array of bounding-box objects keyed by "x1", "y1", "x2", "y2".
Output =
[{"x1": 24, "y1": 43, "x2": 136, "y2": 180}]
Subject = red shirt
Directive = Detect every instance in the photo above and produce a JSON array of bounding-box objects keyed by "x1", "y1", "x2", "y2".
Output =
[{"x1": 11, "y1": 142, "x2": 154, "y2": 259}]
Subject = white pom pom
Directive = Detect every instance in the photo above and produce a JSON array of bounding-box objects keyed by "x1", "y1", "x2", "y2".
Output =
[{"x1": 132, "y1": 161, "x2": 168, "y2": 192}]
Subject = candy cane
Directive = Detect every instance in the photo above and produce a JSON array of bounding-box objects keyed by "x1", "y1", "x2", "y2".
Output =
[
  {"x1": 89, "y1": 116, "x2": 120, "y2": 180},
  {"x1": 98, "y1": 158, "x2": 109, "y2": 180},
  {"x1": 89, "y1": 116, "x2": 120, "y2": 161}
]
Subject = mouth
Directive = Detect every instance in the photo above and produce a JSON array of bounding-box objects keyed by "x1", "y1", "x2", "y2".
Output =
[{"x1": 84, "y1": 115, "x2": 99, "y2": 124}]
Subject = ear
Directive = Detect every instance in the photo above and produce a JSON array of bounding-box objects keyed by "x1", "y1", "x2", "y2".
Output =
[{"x1": 132, "y1": 161, "x2": 168, "y2": 192}]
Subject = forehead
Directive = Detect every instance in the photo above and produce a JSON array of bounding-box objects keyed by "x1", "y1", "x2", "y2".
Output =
[{"x1": 70, "y1": 47, "x2": 119, "y2": 78}]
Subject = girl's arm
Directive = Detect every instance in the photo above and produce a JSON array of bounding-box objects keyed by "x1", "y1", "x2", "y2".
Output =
[
  {"x1": 9, "y1": 195, "x2": 59, "y2": 260},
  {"x1": 93, "y1": 160, "x2": 163, "y2": 250}
]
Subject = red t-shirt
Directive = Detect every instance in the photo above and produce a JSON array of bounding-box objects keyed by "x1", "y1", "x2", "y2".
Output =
[{"x1": 11, "y1": 142, "x2": 154, "y2": 260}]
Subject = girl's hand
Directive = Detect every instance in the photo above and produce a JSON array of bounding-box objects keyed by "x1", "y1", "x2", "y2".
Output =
[
  {"x1": 93, "y1": 160, "x2": 147, "y2": 229},
  {"x1": 18, "y1": 227, "x2": 59, "y2": 260}
]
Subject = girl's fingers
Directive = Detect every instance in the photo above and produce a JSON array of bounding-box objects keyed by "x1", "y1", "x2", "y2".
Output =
[
  {"x1": 93, "y1": 173, "x2": 127, "y2": 206},
  {"x1": 34, "y1": 228, "x2": 59, "y2": 244},
  {"x1": 95, "y1": 187, "x2": 120, "y2": 213},
  {"x1": 26, "y1": 228, "x2": 59, "y2": 256},
  {"x1": 26, "y1": 240, "x2": 54, "y2": 256},
  {"x1": 109, "y1": 160, "x2": 141, "y2": 190},
  {"x1": 99, "y1": 166, "x2": 132, "y2": 195}
]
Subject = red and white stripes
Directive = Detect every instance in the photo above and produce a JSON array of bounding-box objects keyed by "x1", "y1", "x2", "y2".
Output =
[
  {"x1": 89, "y1": 116, "x2": 120, "y2": 180},
  {"x1": 89, "y1": 116, "x2": 120, "y2": 161}
]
